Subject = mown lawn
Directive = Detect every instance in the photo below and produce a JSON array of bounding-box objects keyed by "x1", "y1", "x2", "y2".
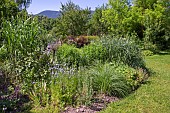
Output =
[{"x1": 101, "y1": 54, "x2": 170, "y2": 113}]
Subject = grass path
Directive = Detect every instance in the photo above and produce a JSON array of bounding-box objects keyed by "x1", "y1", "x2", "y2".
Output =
[{"x1": 101, "y1": 54, "x2": 170, "y2": 113}]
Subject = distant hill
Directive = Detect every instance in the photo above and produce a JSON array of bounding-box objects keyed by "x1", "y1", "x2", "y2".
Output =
[
  {"x1": 37, "y1": 10, "x2": 95, "y2": 18},
  {"x1": 37, "y1": 10, "x2": 61, "y2": 18}
]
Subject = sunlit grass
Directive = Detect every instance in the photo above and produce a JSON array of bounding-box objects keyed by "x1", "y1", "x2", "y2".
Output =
[{"x1": 101, "y1": 54, "x2": 170, "y2": 113}]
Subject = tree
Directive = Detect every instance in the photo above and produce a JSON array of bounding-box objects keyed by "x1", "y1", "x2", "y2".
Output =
[
  {"x1": 0, "y1": 0, "x2": 18, "y2": 20},
  {"x1": 54, "y1": 1, "x2": 91, "y2": 36},
  {"x1": 102, "y1": 0, "x2": 130, "y2": 34},
  {"x1": 133, "y1": 0, "x2": 157, "y2": 9},
  {"x1": 132, "y1": 0, "x2": 170, "y2": 49},
  {"x1": 0, "y1": 0, "x2": 32, "y2": 22},
  {"x1": 15, "y1": 0, "x2": 32, "y2": 10},
  {"x1": 89, "y1": 5, "x2": 109, "y2": 35}
]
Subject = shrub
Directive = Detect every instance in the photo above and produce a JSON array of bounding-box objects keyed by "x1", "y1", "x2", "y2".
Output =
[
  {"x1": 114, "y1": 63, "x2": 148, "y2": 90},
  {"x1": 142, "y1": 50, "x2": 154, "y2": 56},
  {"x1": 56, "y1": 43, "x2": 106, "y2": 68},
  {"x1": 142, "y1": 41, "x2": 159, "y2": 53},
  {"x1": 56, "y1": 44, "x2": 82, "y2": 68},
  {"x1": 64, "y1": 36, "x2": 90, "y2": 48},
  {"x1": 15, "y1": 52, "x2": 51, "y2": 107},
  {"x1": 82, "y1": 43, "x2": 106, "y2": 64}
]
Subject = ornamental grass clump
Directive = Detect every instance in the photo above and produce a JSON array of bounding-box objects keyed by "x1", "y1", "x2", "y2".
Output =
[
  {"x1": 88, "y1": 63, "x2": 130, "y2": 97},
  {"x1": 100, "y1": 35, "x2": 145, "y2": 68}
]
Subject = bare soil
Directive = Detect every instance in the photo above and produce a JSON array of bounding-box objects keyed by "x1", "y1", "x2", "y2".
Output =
[{"x1": 62, "y1": 94, "x2": 119, "y2": 113}]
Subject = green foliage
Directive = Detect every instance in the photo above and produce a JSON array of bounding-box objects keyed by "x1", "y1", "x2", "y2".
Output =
[
  {"x1": 52, "y1": 74, "x2": 79, "y2": 107},
  {"x1": 114, "y1": 64, "x2": 148, "y2": 90},
  {"x1": 54, "y1": 1, "x2": 91, "y2": 36},
  {"x1": 0, "y1": 0, "x2": 18, "y2": 22},
  {"x1": 1, "y1": 16, "x2": 46, "y2": 61},
  {"x1": 77, "y1": 71, "x2": 93, "y2": 105},
  {"x1": 50, "y1": 72, "x2": 93, "y2": 108},
  {"x1": 56, "y1": 35, "x2": 145, "y2": 69},
  {"x1": 89, "y1": 5, "x2": 108, "y2": 35},
  {"x1": 89, "y1": 63, "x2": 130, "y2": 97},
  {"x1": 102, "y1": 0, "x2": 130, "y2": 34},
  {"x1": 133, "y1": 0, "x2": 157, "y2": 9},
  {"x1": 37, "y1": 16, "x2": 56, "y2": 31},
  {"x1": 100, "y1": 35, "x2": 145, "y2": 68},
  {"x1": 142, "y1": 50, "x2": 154, "y2": 56},
  {"x1": 102, "y1": 0, "x2": 170, "y2": 50},
  {"x1": 102, "y1": 54, "x2": 170, "y2": 113},
  {"x1": 82, "y1": 43, "x2": 106, "y2": 64},
  {"x1": 16, "y1": 53, "x2": 51, "y2": 93},
  {"x1": 0, "y1": 45, "x2": 7, "y2": 61},
  {"x1": 56, "y1": 43, "x2": 106, "y2": 68},
  {"x1": 56, "y1": 44, "x2": 82, "y2": 68},
  {"x1": 134, "y1": 0, "x2": 170, "y2": 50},
  {"x1": 83, "y1": 36, "x2": 99, "y2": 41},
  {"x1": 0, "y1": 15, "x2": 52, "y2": 109},
  {"x1": 0, "y1": 0, "x2": 158, "y2": 112},
  {"x1": 142, "y1": 41, "x2": 158, "y2": 53}
]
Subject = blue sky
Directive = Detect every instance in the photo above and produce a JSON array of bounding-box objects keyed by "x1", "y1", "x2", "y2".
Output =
[{"x1": 27, "y1": 0, "x2": 108, "y2": 14}]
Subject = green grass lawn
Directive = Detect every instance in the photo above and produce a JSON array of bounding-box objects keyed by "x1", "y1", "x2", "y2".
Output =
[{"x1": 101, "y1": 54, "x2": 170, "y2": 113}]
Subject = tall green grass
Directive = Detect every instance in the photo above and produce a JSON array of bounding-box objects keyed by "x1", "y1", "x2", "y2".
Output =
[
  {"x1": 100, "y1": 35, "x2": 145, "y2": 68},
  {"x1": 0, "y1": 15, "x2": 52, "y2": 110},
  {"x1": 89, "y1": 63, "x2": 130, "y2": 97}
]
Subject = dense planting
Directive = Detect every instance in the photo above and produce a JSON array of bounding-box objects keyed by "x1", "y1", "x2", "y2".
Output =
[{"x1": 0, "y1": 0, "x2": 169, "y2": 112}]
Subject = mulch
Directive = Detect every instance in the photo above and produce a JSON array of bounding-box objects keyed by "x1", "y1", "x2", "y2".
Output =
[{"x1": 62, "y1": 94, "x2": 119, "y2": 113}]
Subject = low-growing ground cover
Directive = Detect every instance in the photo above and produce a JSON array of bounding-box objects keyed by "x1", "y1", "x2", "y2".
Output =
[{"x1": 101, "y1": 53, "x2": 170, "y2": 113}]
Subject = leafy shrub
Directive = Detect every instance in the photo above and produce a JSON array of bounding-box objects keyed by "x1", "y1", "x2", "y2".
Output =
[
  {"x1": 15, "y1": 52, "x2": 51, "y2": 107},
  {"x1": 142, "y1": 50, "x2": 154, "y2": 56},
  {"x1": 142, "y1": 41, "x2": 159, "y2": 53},
  {"x1": 56, "y1": 44, "x2": 82, "y2": 68},
  {"x1": 82, "y1": 43, "x2": 106, "y2": 64},
  {"x1": 114, "y1": 64, "x2": 148, "y2": 90},
  {"x1": 56, "y1": 43, "x2": 106, "y2": 68}
]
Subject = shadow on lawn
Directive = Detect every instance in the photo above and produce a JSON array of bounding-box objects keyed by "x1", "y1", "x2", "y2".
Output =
[
  {"x1": 157, "y1": 50, "x2": 170, "y2": 55},
  {"x1": 0, "y1": 70, "x2": 32, "y2": 113}
]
